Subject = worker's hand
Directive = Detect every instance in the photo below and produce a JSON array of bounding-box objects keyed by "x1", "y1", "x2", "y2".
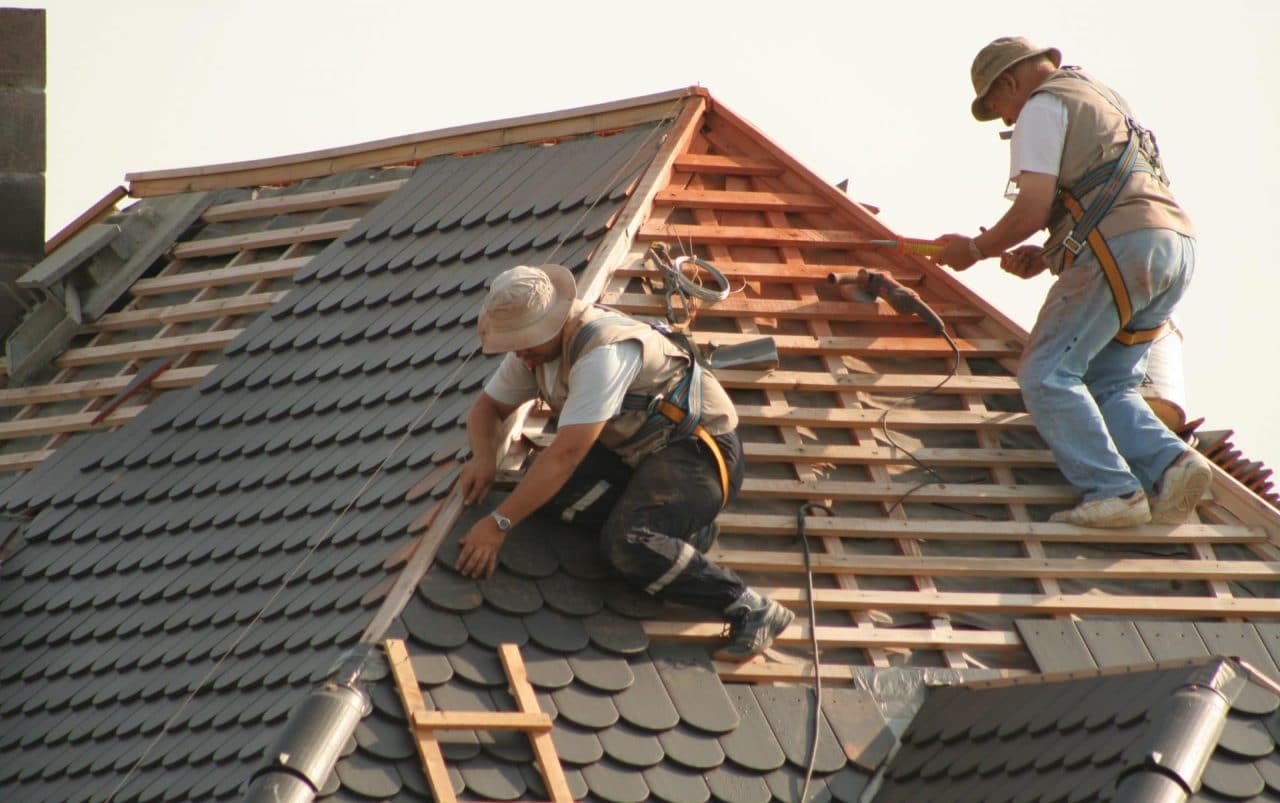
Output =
[
  {"x1": 931, "y1": 234, "x2": 979, "y2": 271},
  {"x1": 455, "y1": 516, "x2": 507, "y2": 579},
  {"x1": 1000, "y1": 245, "x2": 1048, "y2": 279},
  {"x1": 457, "y1": 457, "x2": 497, "y2": 506}
]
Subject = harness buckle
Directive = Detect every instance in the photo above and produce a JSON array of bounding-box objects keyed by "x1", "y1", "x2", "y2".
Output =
[
  {"x1": 1063, "y1": 236, "x2": 1084, "y2": 255},
  {"x1": 646, "y1": 393, "x2": 666, "y2": 416}
]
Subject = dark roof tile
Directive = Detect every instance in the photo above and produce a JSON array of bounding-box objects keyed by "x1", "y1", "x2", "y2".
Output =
[
  {"x1": 1201, "y1": 753, "x2": 1266, "y2": 798},
  {"x1": 581, "y1": 758, "x2": 651, "y2": 803},
  {"x1": 551, "y1": 683, "x2": 619, "y2": 730},
  {"x1": 583, "y1": 609, "x2": 648, "y2": 656},
  {"x1": 643, "y1": 762, "x2": 712, "y2": 803},
  {"x1": 567, "y1": 647, "x2": 634, "y2": 694},
  {"x1": 400, "y1": 597, "x2": 467, "y2": 650},
  {"x1": 519, "y1": 644, "x2": 574, "y2": 690},
  {"x1": 720, "y1": 684, "x2": 788, "y2": 772},
  {"x1": 457, "y1": 756, "x2": 527, "y2": 801},
  {"x1": 446, "y1": 641, "x2": 508, "y2": 687},
  {"x1": 523, "y1": 607, "x2": 590, "y2": 654},
  {"x1": 658, "y1": 723, "x2": 726, "y2": 771},
  {"x1": 651, "y1": 642, "x2": 740, "y2": 734},
  {"x1": 706, "y1": 762, "x2": 773, "y2": 803},
  {"x1": 549, "y1": 719, "x2": 603, "y2": 766},
  {"x1": 614, "y1": 656, "x2": 680, "y2": 733}
]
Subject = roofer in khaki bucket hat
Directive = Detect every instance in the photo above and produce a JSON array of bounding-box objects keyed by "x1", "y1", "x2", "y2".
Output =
[
  {"x1": 458, "y1": 264, "x2": 793, "y2": 661},
  {"x1": 929, "y1": 37, "x2": 1211, "y2": 529}
]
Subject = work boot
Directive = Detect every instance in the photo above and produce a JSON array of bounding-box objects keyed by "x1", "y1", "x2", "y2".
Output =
[
  {"x1": 687, "y1": 521, "x2": 719, "y2": 554},
  {"x1": 1151, "y1": 450, "x2": 1213, "y2": 525},
  {"x1": 713, "y1": 589, "x2": 794, "y2": 662},
  {"x1": 1049, "y1": 491, "x2": 1150, "y2": 528}
]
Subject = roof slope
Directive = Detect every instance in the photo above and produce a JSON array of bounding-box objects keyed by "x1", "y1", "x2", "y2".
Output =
[
  {"x1": 2, "y1": 88, "x2": 1280, "y2": 802},
  {"x1": 0, "y1": 114, "x2": 671, "y2": 802},
  {"x1": 875, "y1": 657, "x2": 1271, "y2": 802},
  {"x1": 331, "y1": 511, "x2": 894, "y2": 802}
]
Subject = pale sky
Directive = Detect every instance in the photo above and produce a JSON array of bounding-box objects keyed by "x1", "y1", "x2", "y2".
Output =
[{"x1": 15, "y1": 0, "x2": 1280, "y2": 472}]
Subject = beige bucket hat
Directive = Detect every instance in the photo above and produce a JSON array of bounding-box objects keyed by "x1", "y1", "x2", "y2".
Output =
[
  {"x1": 478, "y1": 264, "x2": 577, "y2": 354},
  {"x1": 970, "y1": 36, "x2": 1062, "y2": 121}
]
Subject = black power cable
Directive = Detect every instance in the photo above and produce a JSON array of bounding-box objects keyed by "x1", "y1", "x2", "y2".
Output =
[{"x1": 795, "y1": 502, "x2": 833, "y2": 803}]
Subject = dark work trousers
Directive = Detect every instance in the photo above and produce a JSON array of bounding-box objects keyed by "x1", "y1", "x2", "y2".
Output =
[{"x1": 537, "y1": 429, "x2": 747, "y2": 613}]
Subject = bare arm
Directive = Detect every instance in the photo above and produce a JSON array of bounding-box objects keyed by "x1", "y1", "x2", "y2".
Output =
[
  {"x1": 457, "y1": 391, "x2": 519, "y2": 506},
  {"x1": 455, "y1": 419, "x2": 607, "y2": 579},
  {"x1": 933, "y1": 171, "x2": 1058, "y2": 271}
]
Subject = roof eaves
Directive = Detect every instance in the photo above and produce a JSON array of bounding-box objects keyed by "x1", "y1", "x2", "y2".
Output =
[{"x1": 126, "y1": 87, "x2": 708, "y2": 198}]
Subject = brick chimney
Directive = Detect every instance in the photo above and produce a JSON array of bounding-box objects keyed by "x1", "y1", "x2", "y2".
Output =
[{"x1": 0, "y1": 8, "x2": 45, "y2": 340}]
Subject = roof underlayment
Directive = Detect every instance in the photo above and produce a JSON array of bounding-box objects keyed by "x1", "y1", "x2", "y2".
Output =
[{"x1": 2, "y1": 88, "x2": 1280, "y2": 802}]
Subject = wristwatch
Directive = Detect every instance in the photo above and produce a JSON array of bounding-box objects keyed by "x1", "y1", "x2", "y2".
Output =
[
  {"x1": 489, "y1": 510, "x2": 512, "y2": 532},
  {"x1": 968, "y1": 238, "x2": 985, "y2": 261}
]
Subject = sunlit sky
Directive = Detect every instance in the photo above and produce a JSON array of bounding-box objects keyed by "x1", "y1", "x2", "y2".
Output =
[{"x1": 15, "y1": 0, "x2": 1280, "y2": 471}]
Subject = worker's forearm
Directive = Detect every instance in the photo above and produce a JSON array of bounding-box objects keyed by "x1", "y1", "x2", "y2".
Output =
[
  {"x1": 494, "y1": 445, "x2": 581, "y2": 525},
  {"x1": 466, "y1": 397, "x2": 503, "y2": 469},
  {"x1": 973, "y1": 201, "x2": 1047, "y2": 257}
]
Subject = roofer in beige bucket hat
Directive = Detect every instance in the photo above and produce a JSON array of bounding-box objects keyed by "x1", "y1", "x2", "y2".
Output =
[
  {"x1": 928, "y1": 37, "x2": 1212, "y2": 529},
  {"x1": 457, "y1": 263, "x2": 793, "y2": 661}
]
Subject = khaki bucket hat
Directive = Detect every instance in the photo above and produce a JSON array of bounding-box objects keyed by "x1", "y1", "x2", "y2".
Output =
[
  {"x1": 970, "y1": 36, "x2": 1062, "y2": 121},
  {"x1": 478, "y1": 264, "x2": 577, "y2": 354}
]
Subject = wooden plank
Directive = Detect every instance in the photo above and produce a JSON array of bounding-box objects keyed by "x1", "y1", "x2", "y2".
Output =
[
  {"x1": 0, "y1": 404, "x2": 145, "y2": 440},
  {"x1": 713, "y1": 513, "x2": 1265, "y2": 544},
  {"x1": 614, "y1": 259, "x2": 923, "y2": 286},
  {"x1": 55, "y1": 330, "x2": 240, "y2": 368},
  {"x1": 639, "y1": 221, "x2": 894, "y2": 250},
  {"x1": 88, "y1": 292, "x2": 288, "y2": 331},
  {"x1": 653, "y1": 187, "x2": 829, "y2": 213},
  {"x1": 645, "y1": 620, "x2": 1021, "y2": 650},
  {"x1": 605, "y1": 292, "x2": 984, "y2": 323},
  {"x1": 0, "y1": 365, "x2": 211, "y2": 407},
  {"x1": 171, "y1": 219, "x2": 354, "y2": 259},
  {"x1": 744, "y1": 441, "x2": 1056, "y2": 468},
  {"x1": 0, "y1": 450, "x2": 54, "y2": 472},
  {"x1": 130, "y1": 256, "x2": 310, "y2": 296},
  {"x1": 128, "y1": 90, "x2": 693, "y2": 196},
  {"x1": 756, "y1": 588, "x2": 1280, "y2": 618},
  {"x1": 384, "y1": 638, "x2": 456, "y2": 803},
  {"x1": 709, "y1": 548, "x2": 1280, "y2": 582},
  {"x1": 734, "y1": 404, "x2": 1035, "y2": 430},
  {"x1": 715, "y1": 369, "x2": 1021, "y2": 396},
  {"x1": 412, "y1": 710, "x2": 552, "y2": 732},
  {"x1": 714, "y1": 659, "x2": 1028, "y2": 684},
  {"x1": 44, "y1": 185, "x2": 128, "y2": 254},
  {"x1": 202, "y1": 179, "x2": 408, "y2": 222},
  {"x1": 672, "y1": 153, "x2": 783, "y2": 175},
  {"x1": 499, "y1": 644, "x2": 574, "y2": 803},
  {"x1": 690, "y1": 332, "x2": 1019, "y2": 358}
]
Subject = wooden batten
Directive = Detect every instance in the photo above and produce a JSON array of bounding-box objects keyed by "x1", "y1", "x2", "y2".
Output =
[
  {"x1": 129, "y1": 256, "x2": 310, "y2": 296},
  {"x1": 127, "y1": 89, "x2": 699, "y2": 197}
]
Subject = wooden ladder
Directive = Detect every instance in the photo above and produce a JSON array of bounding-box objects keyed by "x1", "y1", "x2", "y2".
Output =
[{"x1": 384, "y1": 638, "x2": 573, "y2": 803}]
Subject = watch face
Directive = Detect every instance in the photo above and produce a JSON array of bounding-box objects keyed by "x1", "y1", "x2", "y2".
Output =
[{"x1": 491, "y1": 511, "x2": 511, "y2": 531}]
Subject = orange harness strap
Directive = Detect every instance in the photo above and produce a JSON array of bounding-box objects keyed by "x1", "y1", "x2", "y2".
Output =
[
  {"x1": 654, "y1": 400, "x2": 731, "y2": 509},
  {"x1": 1059, "y1": 190, "x2": 1168, "y2": 346}
]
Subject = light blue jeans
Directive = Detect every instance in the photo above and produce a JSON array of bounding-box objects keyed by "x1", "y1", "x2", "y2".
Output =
[{"x1": 1019, "y1": 228, "x2": 1196, "y2": 501}]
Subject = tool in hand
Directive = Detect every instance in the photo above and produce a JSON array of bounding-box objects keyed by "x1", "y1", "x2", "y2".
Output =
[
  {"x1": 867, "y1": 238, "x2": 945, "y2": 257},
  {"x1": 828, "y1": 269, "x2": 947, "y2": 335}
]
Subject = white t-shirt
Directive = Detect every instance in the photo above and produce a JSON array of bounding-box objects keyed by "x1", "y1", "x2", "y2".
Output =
[
  {"x1": 1006, "y1": 92, "x2": 1068, "y2": 198},
  {"x1": 483, "y1": 340, "x2": 644, "y2": 427}
]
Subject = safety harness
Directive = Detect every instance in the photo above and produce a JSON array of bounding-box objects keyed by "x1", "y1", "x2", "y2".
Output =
[
  {"x1": 1050, "y1": 73, "x2": 1171, "y2": 346},
  {"x1": 569, "y1": 312, "x2": 731, "y2": 508}
]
